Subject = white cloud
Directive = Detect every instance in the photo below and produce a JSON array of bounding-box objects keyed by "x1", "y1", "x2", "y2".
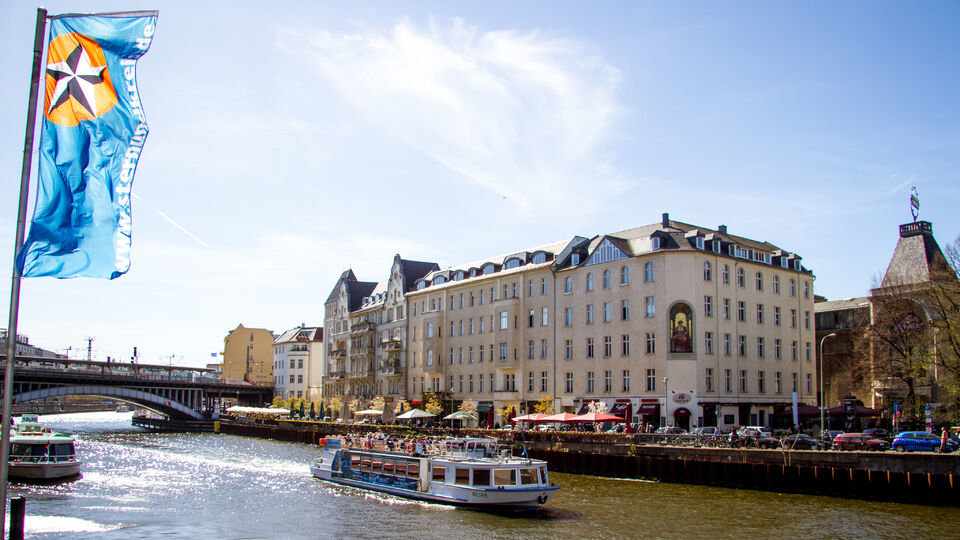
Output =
[{"x1": 278, "y1": 18, "x2": 626, "y2": 215}]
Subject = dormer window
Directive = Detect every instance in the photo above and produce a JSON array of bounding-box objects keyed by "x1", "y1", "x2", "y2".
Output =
[
  {"x1": 482, "y1": 263, "x2": 495, "y2": 275},
  {"x1": 651, "y1": 237, "x2": 661, "y2": 250},
  {"x1": 504, "y1": 258, "x2": 522, "y2": 269},
  {"x1": 416, "y1": 280, "x2": 426, "y2": 290},
  {"x1": 571, "y1": 253, "x2": 581, "y2": 265},
  {"x1": 793, "y1": 260, "x2": 801, "y2": 271},
  {"x1": 728, "y1": 244, "x2": 736, "y2": 257},
  {"x1": 695, "y1": 237, "x2": 705, "y2": 250},
  {"x1": 469, "y1": 269, "x2": 477, "y2": 277},
  {"x1": 780, "y1": 257, "x2": 788, "y2": 269},
  {"x1": 434, "y1": 275, "x2": 446, "y2": 285},
  {"x1": 531, "y1": 252, "x2": 547, "y2": 264},
  {"x1": 712, "y1": 240, "x2": 721, "y2": 254},
  {"x1": 454, "y1": 271, "x2": 464, "y2": 281}
]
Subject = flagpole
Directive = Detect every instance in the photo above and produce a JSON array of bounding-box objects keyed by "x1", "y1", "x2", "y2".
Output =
[{"x1": 1, "y1": 7, "x2": 47, "y2": 534}]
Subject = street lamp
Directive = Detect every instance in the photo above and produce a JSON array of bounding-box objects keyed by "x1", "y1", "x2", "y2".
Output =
[
  {"x1": 663, "y1": 376, "x2": 669, "y2": 427},
  {"x1": 819, "y1": 332, "x2": 837, "y2": 437}
]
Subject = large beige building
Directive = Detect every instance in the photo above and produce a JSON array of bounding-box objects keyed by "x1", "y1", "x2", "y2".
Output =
[
  {"x1": 405, "y1": 214, "x2": 817, "y2": 430},
  {"x1": 222, "y1": 324, "x2": 275, "y2": 385}
]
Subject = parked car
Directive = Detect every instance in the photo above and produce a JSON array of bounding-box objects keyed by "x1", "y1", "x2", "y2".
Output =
[
  {"x1": 819, "y1": 430, "x2": 844, "y2": 449},
  {"x1": 832, "y1": 433, "x2": 889, "y2": 451},
  {"x1": 862, "y1": 428, "x2": 891, "y2": 441},
  {"x1": 736, "y1": 427, "x2": 780, "y2": 448},
  {"x1": 781, "y1": 434, "x2": 820, "y2": 450},
  {"x1": 891, "y1": 431, "x2": 959, "y2": 453}
]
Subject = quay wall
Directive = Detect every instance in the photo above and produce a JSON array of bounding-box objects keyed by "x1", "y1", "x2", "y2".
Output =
[{"x1": 218, "y1": 420, "x2": 960, "y2": 505}]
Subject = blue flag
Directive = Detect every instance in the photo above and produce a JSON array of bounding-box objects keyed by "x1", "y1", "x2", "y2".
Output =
[{"x1": 18, "y1": 12, "x2": 158, "y2": 279}]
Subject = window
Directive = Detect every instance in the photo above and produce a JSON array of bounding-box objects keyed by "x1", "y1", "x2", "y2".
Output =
[
  {"x1": 602, "y1": 269, "x2": 611, "y2": 289},
  {"x1": 791, "y1": 309, "x2": 797, "y2": 328},
  {"x1": 722, "y1": 264, "x2": 730, "y2": 285},
  {"x1": 586, "y1": 338, "x2": 595, "y2": 358},
  {"x1": 705, "y1": 368, "x2": 714, "y2": 392},
  {"x1": 540, "y1": 371, "x2": 548, "y2": 392},
  {"x1": 645, "y1": 296, "x2": 655, "y2": 318},
  {"x1": 427, "y1": 322, "x2": 434, "y2": 338},
  {"x1": 738, "y1": 335, "x2": 746, "y2": 357},
  {"x1": 565, "y1": 372, "x2": 574, "y2": 393},
  {"x1": 528, "y1": 309, "x2": 535, "y2": 328},
  {"x1": 725, "y1": 369, "x2": 732, "y2": 393},
  {"x1": 603, "y1": 302, "x2": 612, "y2": 322},
  {"x1": 622, "y1": 369, "x2": 631, "y2": 392},
  {"x1": 532, "y1": 252, "x2": 547, "y2": 264},
  {"x1": 804, "y1": 281, "x2": 810, "y2": 299},
  {"x1": 528, "y1": 371, "x2": 534, "y2": 392},
  {"x1": 542, "y1": 307, "x2": 549, "y2": 327},
  {"x1": 427, "y1": 350, "x2": 433, "y2": 366},
  {"x1": 603, "y1": 336, "x2": 612, "y2": 358},
  {"x1": 472, "y1": 468, "x2": 490, "y2": 486},
  {"x1": 789, "y1": 278, "x2": 796, "y2": 297},
  {"x1": 540, "y1": 339, "x2": 548, "y2": 359},
  {"x1": 703, "y1": 261, "x2": 712, "y2": 281},
  {"x1": 724, "y1": 333, "x2": 732, "y2": 356},
  {"x1": 757, "y1": 370, "x2": 766, "y2": 393},
  {"x1": 528, "y1": 340, "x2": 535, "y2": 360},
  {"x1": 587, "y1": 371, "x2": 595, "y2": 393},
  {"x1": 739, "y1": 370, "x2": 748, "y2": 393},
  {"x1": 705, "y1": 331, "x2": 714, "y2": 354},
  {"x1": 804, "y1": 310, "x2": 810, "y2": 330},
  {"x1": 737, "y1": 301, "x2": 746, "y2": 322},
  {"x1": 651, "y1": 237, "x2": 661, "y2": 250},
  {"x1": 541, "y1": 278, "x2": 547, "y2": 295},
  {"x1": 775, "y1": 338, "x2": 782, "y2": 360},
  {"x1": 527, "y1": 280, "x2": 533, "y2": 298},
  {"x1": 586, "y1": 304, "x2": 595, "y2": 324},
  {"x1": 757, "y1": 337, "x2": 765, "y2": 359},
  {"x1": 564, "y1": 339, "x2": 572, "y2": 360},
  {"x1": 564, "y1": 307, "x2": 573, "y2": 327},
  {"x1": 644, "y1": 261, "x2": 655, "y2": 282},
  {"x1": 494, "y1": 469, "x2": 517, "y2": 486},
  {"x1": 756, "y1": 304, "x2": 764, "y2": 324},
  {"x1": 586, "y1": 272, "x2": 594, "y2": 291},
  {"x1": 499, "y1": 311, "x2": 508, "y2": 330},
  {"x1": 773, "y1": 275, "x2": 780, "y2": 295},
  {"x1": 805, "y1": 373, "x2": 812, "y2": 394},
  {"x1": 621, "y1": 266, "x2": 631, "y2": 285},
  {"x1": 621, "y1": 299, "x2": 630, "y2": 321},
  {"x1": 737, "y1": 268, "x2": 745, "y2": 288},
  {"x1": 791, "y1": 340, "x2": 798, "y2": 361},
  {"x1": 479, "y1": 318, "x2": 485, "y2": 334},
  {"x1": 645, "y1": 333, "x2": 656, "y2": 354},
  {"x1": 755, "y1": 272, "x2": 763, "y2": 291},
  {"x1": 704, "y1": 296, "x2": 713, "y2": 317},
  {"x1": 696, "y1": 236, "x2": 705, "y2": 250},
  {"x1": 775, "y1": 371, "x2": 782, "y2": 394},
  {"x1": 805, "y1": 342, "x2": 812, "y2": 362},
  {"x1": 571, "y1": 253, "x2": 581, "y2": 265},
  {"x1": 792, "y1": 372, "x2": 798, "y2": 392},
  {"x1": 621, "y1": 334, "x2": 630, "y2": 356},
  {"x1": 499, "y1": 342, "x2": 508, "y2": 361},
  {"x1": 505, "y1": 258, "x2": 521, "y2": 270},
  {"x1": 563, "y1": 276, "x2": 573, "y2": 294},
  {"x1": 723, "y1": 298, "x2": 731, "y2": 320},
  {"x1": 433, "y1": 467, "x2": 447, "y2": 482},
  {"x1": 774, "y1": 306, "x2": 781, "y2": 327},
  {"x1": 646, "y1": 369, "x2": 656, "y2": 391}
]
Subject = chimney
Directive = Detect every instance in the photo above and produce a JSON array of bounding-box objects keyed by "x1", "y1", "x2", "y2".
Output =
[
  {"x1": 718, "y1": 225, "x2": 727, "y2": 235},
  {"x1": 661, "y1": 213, "x2": 669, "y2": 227}
]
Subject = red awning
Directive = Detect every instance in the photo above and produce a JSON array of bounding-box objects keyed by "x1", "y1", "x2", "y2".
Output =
[
  {"x1": 511, "y1": 413, "x2": 548, "y2": 423},
  {"x1": 541, "y1": 412, "x2": 580, "y2": 423},
  {"x1": 572, "y1": 412, "x2": 623, "y2": 423},
  {"x1": 673, "y1": 407, "x2": 691, "y2": 417}
]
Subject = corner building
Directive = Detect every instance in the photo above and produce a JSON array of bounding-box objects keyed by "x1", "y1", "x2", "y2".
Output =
[{"x1": 405, "y1": 214, "x2": 817, "y2": 430}]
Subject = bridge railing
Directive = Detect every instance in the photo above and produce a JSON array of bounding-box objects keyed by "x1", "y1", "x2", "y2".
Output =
[{"x1": 2, "y1": 356, "x2": 222, "y2": 383}]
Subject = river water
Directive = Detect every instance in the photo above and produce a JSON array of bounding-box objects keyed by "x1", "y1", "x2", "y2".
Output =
[{"x1": 8, "y1": 412, "x2": 959, "y2": 539}]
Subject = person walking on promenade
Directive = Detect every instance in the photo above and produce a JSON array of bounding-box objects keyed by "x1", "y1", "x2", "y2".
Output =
[{"x1": 940, "y1": 427, "x2": 949, "y2": 453}]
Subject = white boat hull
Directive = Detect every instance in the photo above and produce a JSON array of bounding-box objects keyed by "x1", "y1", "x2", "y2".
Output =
[{"x1": 9, "y1": 461, "x2": 81, "y2": 480}]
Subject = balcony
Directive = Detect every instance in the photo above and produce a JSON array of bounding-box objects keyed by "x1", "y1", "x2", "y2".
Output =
[
  {"x1": 327, "y1": 369, "x2": 346, "y2": 380},
  {"x1": 380, "y1": 360, "x2": 403, "y2": 376},
  {"x1": 382, "y1": 338, "x2": 402, "y2": 351},
  {"x1": 351, "y1": 320, "x2": 375, "y2": 334}
]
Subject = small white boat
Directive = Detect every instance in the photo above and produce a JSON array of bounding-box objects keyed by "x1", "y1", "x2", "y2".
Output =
[
  {"x1": 9, "y1": 415, "x2": 81, "y2": 480},
  {"x1": 311, "y1": 437, "x2": 558, "y2": 511}
]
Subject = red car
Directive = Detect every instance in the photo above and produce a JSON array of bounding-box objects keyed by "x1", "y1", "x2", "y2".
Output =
[{"x1": 832, "y1": 433, "x2": 889, "y2": 451}]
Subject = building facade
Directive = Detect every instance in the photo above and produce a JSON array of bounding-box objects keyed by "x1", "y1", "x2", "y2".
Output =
[
  {"x1": 222, "y1": 324, "x2": 275, "y2": 385},
  {"x1": 273, "y1": 325, "x2": 324, "y2": 401},
  {"x1": 323, "y1": 270, "x2": 378, "y2": 416},
  {"x1": 405, "y1": 214, "x2": 817, "y2": 429}
]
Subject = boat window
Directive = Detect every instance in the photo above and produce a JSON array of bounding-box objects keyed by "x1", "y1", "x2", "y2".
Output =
[
  {"x1": 372, "y1": 460, "x2": 383, "y2": 473},
  {"x1": 361, "y1": 458, "x2": 372, "y2": 471},
  {"x1": 494, "y1": 469, "x2": 516, "y2": 486},
  {"x1": 455, "y1": 468, "x2": 470, "y2": 485},
  {"x1": 539, "y1": 467, "x2": 548, "y2": 485},
  {"x1": 432, "y1": 466, "x2": 446, "y2": 482},
  {"x1": 383, "y1": 461, "x2": 395, "y2": 475},
  {"x1": 406, "y1": 463, "x2": 419, "y2": 478},
  {"x1": 472, "y1": 469, "x2": 491, "y2": 487},
  {"x1": 520, "y1": 468, "x2": 538, "y2": 485}
]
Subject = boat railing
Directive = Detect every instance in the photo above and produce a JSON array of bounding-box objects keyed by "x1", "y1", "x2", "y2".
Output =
[{"x1": 9, "y1": 453, "x2": 77, "y2": 464}]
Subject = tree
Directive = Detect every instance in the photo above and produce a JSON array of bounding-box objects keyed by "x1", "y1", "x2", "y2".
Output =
[
  {"x1": 532, "y1": 397, "x2": 553, "y2": 414},
  {"x1": 369, "y1": 395, "x2": 385, "y2": 412},
  {"x1": 271, "y1": 395, "x2": 286, "y2": 409},
  {"x1": 328, "y1": 396, "x2": 342, "y2": 418},
  {"x1": 458, "y1": 399, "x2": 477, "y2": 413},
  {"x1": 423, "y1": 392, "x2": 443, "y2": 416}
]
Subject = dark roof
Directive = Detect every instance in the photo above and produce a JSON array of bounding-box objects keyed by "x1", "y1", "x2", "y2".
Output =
[
  {"x1": 349, "y1": 281, "x2": 378, "y2": 311},
  {"x1": 400, "y1": 258, "x2": 440, "y2": 291},
  {"x1": 880, "y1": 221, "x2": 954, "y2": 287},
  {"x1": 324, "y1": 269, "x2": 357, "y2": 305}
]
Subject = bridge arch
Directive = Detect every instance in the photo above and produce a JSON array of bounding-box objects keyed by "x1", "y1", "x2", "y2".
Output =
[{"x1": 13, "y1": 385, "x2": 205, "y2": 420}]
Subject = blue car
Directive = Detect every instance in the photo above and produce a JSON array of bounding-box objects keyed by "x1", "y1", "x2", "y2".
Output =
[{"x1": 891, "y1": 431, "x2": 958, "y2": 453}]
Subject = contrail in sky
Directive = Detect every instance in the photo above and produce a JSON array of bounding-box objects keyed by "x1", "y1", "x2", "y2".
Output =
[{"x1": 132, "y1": 193, "x2": 211, "y2": 248}]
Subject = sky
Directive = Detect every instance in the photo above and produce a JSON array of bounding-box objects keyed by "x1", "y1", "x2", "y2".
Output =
[{"x1": 0, "y1": 1, "x2": 957, "y2": 367}]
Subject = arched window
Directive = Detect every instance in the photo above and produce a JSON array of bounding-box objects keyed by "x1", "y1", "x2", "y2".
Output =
[
  {"x1": 703, "y1": 261, "x2": 712, "y2": 281},
  {"x1": 482, "y1": 263, "x2": 496, "y2": 275},
  {"x1": 602, "y1": 269, "x2": 610, "y2": 289},
  {"x1": 586, "y1": 272, "x2": 594, "y2": 291},
  {"x1": 532, "y1": 252, "x2": 547, "y2": 264},
  {"x1": 669, "y1": 304, "x2": 694, "y2": 353},
  {"x1": 416, "y1": 280, "x2": 427, "y2": 290},
  {"x1": 434, "y1": 275, "x2": 446, "y2": 285},
  {"x1": 504, "y1": 258, "x2": 522, "y2": 269}
]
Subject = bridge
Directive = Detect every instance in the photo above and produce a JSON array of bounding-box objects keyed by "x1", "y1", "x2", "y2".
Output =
[{"x1": 1, "y1": 355, "x2": 273, "y2": 420}]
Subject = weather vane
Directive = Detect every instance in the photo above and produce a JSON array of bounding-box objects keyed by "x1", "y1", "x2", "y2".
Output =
[{"x1": 910, "y1": 186, "x2": 920, "y2": 222}]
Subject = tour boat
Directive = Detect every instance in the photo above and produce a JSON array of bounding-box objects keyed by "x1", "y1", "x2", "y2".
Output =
[
  {"x1": 8, "y1": 416, "x2": 81, "y2": 480},
  {"x1": 310, "y1": 437, "x2": 558, "y2": 510}
]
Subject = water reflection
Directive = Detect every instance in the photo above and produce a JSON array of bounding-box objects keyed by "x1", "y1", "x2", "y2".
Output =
[{"x1": 7, "y1": 412, "x2": 958, "y2": 539}]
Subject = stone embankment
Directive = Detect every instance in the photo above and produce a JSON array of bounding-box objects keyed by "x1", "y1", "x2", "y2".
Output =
[{"x1": 218, "y1": 419, "x2": 960, "y2": 505}]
